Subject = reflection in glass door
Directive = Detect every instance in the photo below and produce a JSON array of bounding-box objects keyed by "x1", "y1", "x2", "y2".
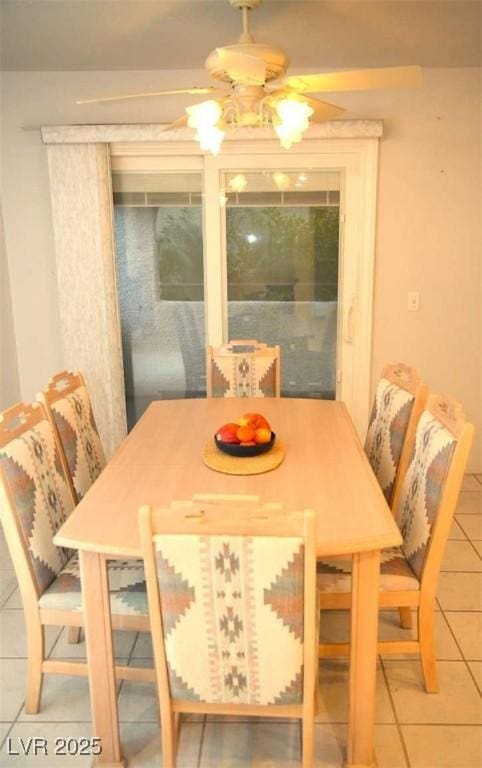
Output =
[
  {"x1": 223, "y1": 170, "x2": 341, "y2": 398},
  {"x1": 112, "y1": 172, "x2": 206, "y2": 428}
]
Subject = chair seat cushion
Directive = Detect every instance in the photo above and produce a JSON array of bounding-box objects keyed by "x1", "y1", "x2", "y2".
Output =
[
  {"x1": 317, "y1": 546, "x2": 419, "y2": 593},
  {"x1": 38, "y1": 553, "x2": 148, "y2": 616}
]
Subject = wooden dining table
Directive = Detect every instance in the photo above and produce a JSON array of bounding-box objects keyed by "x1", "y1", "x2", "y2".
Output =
[{"x1": 54, "y1": 397, "x2": 402, "y2": 768}]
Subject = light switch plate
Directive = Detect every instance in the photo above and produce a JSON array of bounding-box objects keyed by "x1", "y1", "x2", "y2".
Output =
[{"x1": 407, "y1": 291, "x2": 420, "y2": 311}]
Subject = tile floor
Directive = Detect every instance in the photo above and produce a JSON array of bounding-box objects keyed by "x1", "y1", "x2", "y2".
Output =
[{"x1": 0, "y1": 475, "x2": 481, "y2": 767}]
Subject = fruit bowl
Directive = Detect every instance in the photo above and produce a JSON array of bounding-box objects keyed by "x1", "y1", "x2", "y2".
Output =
[{"x1": 214, "y1": 432, "x2": 276, "y2": 458}]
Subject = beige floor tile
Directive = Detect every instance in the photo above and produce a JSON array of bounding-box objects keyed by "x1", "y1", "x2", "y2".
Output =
[
  {"x1": 0, "y1": 572, "x2": 18, "y2": 609},
  {"x1": 317, "y1": 659, "x2": 395, "y2": 724},
  {"x1": 448, "y1": 518, "x2": 467, "y2": 540},
  {"x1": 437, "y1": 573, "x2": 482, "y2": 611},
  {"x1": 0, "y1": 722, "x2": 94, "y2": 765},
  {"x1": 476, "y1": 475, "x2": 482, "y2": 485},
  {"x1": 118, "y1": 658, "x2": 203, "y2": 725},
  {"x1": 0, "y1": 529, "x2": 14, "y2": 569},
  {"x1": 0, "y1": 611, "x2": 60, "y2": 658},
  {"x1": 445, "y1": 612, "x2": 482, "y2": 660},
  {"x1": 316, "y1": 724, "x2": 408, "y2": 768},
  {"x1": 18, "y1": 659, "x2": 127, "y2": 722},
  {"x1": 0, "y1": 724, "x2": 13, "y2": 748},
  {"x1": 456, "y1": 515, "x2": 482, "y2": 540},
  {"x1": 379, "y1": 610, "x2": 461, "y2": 660},
  {"x1": 312, "y1": 723, "x2": 345, "y2": 767},
  {"x1": 383, "y1": 660, "x2": 482, "y2": 724},
  {"x1": 372, "y1": 724, "x2": 409, "y2": 768},
  {"x1": 457, "y1": 493, "x2": 482, "y2": 515},
  {"x1": 117, "y1": 676, "x2": 159, "y2": 723},
  {"x1": 2, "y1": 586, "x2": 22, "y2": 610},
  {"x1": 442, "y1": 541, "x2": 482, "y2": 572},
  {"x1": 200, "y1": 721, "x2": 300, "y2": 767},
  {"x1": 131, "y1": 631, "x2": 153, "y2": 659},
  {"x1": 48, "y1": 627, "x2": 138, "y2": 660},
  {"x1": 121, "y1": 721, "x2": 203, "y2": 768},
  {"x1": 461, "y1": 476, "x2": 481, "y2": 492},
  {"x1": 0, "y1": 659, "x2": 27, "y2": 720},
  {"x1": 402, "y1": 724, "x2": 482, "y2": 768},
  {"x1": 468, "y1": 661, "x2": 482, "y2": 693}
]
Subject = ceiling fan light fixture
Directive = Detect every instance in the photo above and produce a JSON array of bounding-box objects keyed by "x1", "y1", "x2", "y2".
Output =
[
  {"x1": 186, "y1": 99, "x2": 223, "y2": 128},
  {"x1": 186, "y1": 99, "x2": 225, "y2": 154},
  {"x1": 197, "y1": 124, "x2": 225, "y2": 155},
  {"x1": 273, "y1": 98, "x2": 314, "y2": 150}
]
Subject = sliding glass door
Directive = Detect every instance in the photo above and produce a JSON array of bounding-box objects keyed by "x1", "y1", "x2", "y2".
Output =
[
  {"x1": 222, "y1": 169, "x2": 341, "y2": 398},
  {"x1": 111, "y1": 140, "x2": 376, "y2": 437},
  {"x1": 112, "y1": 170, "x2": 206, "y2": 427}
]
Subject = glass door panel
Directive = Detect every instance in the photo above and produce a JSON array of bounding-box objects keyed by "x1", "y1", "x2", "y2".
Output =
[
  {"x1": 112, "y1": 171, "x2": 206, "y2": 428},
  {"x1": 223, "y1": 169, "x2": 341, "y2": 398}
]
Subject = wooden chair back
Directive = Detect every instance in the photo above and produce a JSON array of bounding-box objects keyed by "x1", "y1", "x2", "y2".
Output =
[
  {"x1": 37, "y1": 369, "x2": 106, "y2": 502},
  {"x1": 0, "y1": 402, "x2": 76, "y2": 600},
  {"x1": 365, "y1": 362, "x2": 428, "y2": 505},
  {"x1": 139, "y1": 499, "x2": 316, "y2": 764},
  {"x1": 206, "y1": 340, "x2": 281, "y2": 398},
  {"x1": 392, "y1": 392, "x2": 474, "y2": 589}
]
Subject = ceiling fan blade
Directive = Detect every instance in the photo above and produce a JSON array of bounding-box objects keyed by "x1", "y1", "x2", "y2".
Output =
[
  {"x1": 162, "y1": 114, "x2": 189, "y2": 131},
  {"x1": 300, "y1": 96, "x2": 346, "y2": 123},
  {"x1": 216, "y1": 47, "x2": 266, "y2": 86},
  {"x1": 283, "y1": 65, "x2": 423, "y2": 94},
  {"x1": 76, "y1": 87, "x2": 218, "y2": 105}
]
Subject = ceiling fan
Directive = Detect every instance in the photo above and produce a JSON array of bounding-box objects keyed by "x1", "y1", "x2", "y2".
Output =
[{"x1": 77, "y1": 0, "x2": 422, "y2": 153}]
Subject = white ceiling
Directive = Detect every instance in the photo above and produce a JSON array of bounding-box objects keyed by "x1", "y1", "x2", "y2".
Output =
[{"x1": 1, "y1": 0, "x2": 480, "y2": 72}]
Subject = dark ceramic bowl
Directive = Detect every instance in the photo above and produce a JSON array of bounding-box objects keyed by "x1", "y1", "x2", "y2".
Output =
[{"x1": 214, "y1": 432, "x2": 276, "y2": 458}]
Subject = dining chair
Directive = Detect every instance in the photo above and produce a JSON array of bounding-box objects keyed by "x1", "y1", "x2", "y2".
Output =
[
  {"x1": 0, "y1": 401, "x2": 151, "y2": 714},
  {"x1": 37, "y1": 369, "x2": 106, "y2": 503},
  {"x1": 317, "y1": 392, "x2": 474, "y2": 693},
  {"x1": 365, "y1": 362, "x2": 428, "y2": 505},
  {"x1": 139, "y1": 498, "x2": 317, "y2": 767},
  {"x1": 206, "y1": 339, "x2": 281, "y2": 398}
]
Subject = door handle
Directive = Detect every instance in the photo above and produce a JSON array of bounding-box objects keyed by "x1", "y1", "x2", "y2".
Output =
[{"x1": 343, "y1": 296, "x2": 356, "y2": 344}]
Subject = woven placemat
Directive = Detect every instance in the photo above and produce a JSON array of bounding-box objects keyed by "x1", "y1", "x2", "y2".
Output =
[{"x1": 203, "y1": 439, "x2": 285, "y2": 475}]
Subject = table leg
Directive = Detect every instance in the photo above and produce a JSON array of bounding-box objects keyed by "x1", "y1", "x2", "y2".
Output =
[
  {"x1": 346, "y1": 550, "x2": 380, "y2": 768},
  {"x1": 79, "y1": 551, "x2": 126, "y2": 767}
]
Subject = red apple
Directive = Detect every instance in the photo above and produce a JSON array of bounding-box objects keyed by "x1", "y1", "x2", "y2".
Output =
[{"x1": 216, "y1": 422, "x2": 240, "y2": 444}]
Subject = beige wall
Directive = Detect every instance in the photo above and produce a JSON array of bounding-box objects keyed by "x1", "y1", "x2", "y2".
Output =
[
  {"x1": 0, "y1": 201, "x2": 20, "y2": 408},
  {"x1": 1, "y1": 68, "x2": 480, "y2": 470}
]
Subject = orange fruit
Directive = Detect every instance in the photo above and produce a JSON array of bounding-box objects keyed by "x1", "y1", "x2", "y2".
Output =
[
  {"x1": 254, "y1": 427, "x2": 271, "y2": 444},
  {"x1": 240, "y1": 412, "x2": 271, "y2": 431},
  {"x1": 240, "y1": 441, "x2": 256, "y2": 446},
  {"x1": 236, "y1": 424, "x2": 255, "y2": 443}
]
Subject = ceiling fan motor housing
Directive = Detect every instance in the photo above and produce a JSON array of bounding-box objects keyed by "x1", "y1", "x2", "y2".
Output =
[
  {"x1": 228, "y1": 0, "x2": 263, "y2": 9},
  {"x1": 205, "y1": 43, "x2": 289, "y2": 85}
]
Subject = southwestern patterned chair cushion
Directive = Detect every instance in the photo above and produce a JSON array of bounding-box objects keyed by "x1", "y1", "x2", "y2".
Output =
[
  {"x1": 365, "y1": 377, "x2": 415, "y2": 503},
  {"x1": 50, "y1": 384, "x2": 106, "y2": 501},
  {"x1": 154, "y1": 534, "x2": 304, "y2": 705},
  {"x1": 395, "y1": 410, "x2": 456, "y2": 579},
  {"x1": 0, "y1": 419, "x2": 75, "y2": 594},
  {"x1": 317, "y1": 546, "x2": 419, "y2": 593},
  {"x1": 319, "y1": 410, "x2": 457, "y2": 595},
  {"x1": 38, "y1": 553, "x2": 147, "y2": 616},
  {"x1": 210, "y1": 344, "x2": 278, "y2": 398}
]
